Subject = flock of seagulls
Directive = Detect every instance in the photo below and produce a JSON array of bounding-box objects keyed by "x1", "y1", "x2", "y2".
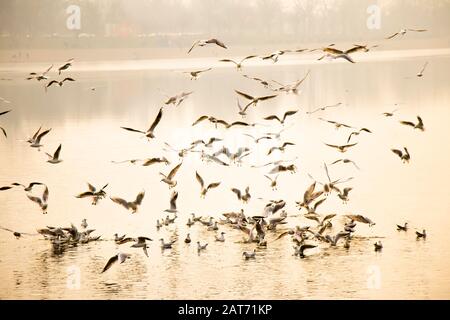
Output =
[{"x1": 0, "y1": 27, "x2": 431, "y2": 276}]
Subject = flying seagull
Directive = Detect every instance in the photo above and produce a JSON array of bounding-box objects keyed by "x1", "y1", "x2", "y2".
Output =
[
  {"x1": 391, "y1": 147, "x2": 410, "y2": 163},
  {"x1": 121, "y1": 107, "x2": 163, "y2": 139},
  {"x1": 26, "y1": 185, "x2": 49, "y2": 214},
  {"x1": 101, "y1": 253, "x2": 131, "y2": 273},
  {"x1": 110, "y1": 190, "x2": 145, "y2": 213},
  {"x1": 46, "y1": 144, "x2": 63, "y2": 164},
  {"x1": 183, "y1": 68, "x2": 212, "y2": 80},
  {"x1": 385, "y1": 28, "x2": 427, "y2": 40},
  {"x1": 188, "y1": 38, "x2": 227, "y2": 53},
  {"x1": 219, "y1": 55, "x2": 257, "y2": 71},
  {"x1": 399, "y1": 116, "x2": 425, "y2": 131},
  {"x1": 196, "y1": 171, "x2": 221, "y2": 198}
]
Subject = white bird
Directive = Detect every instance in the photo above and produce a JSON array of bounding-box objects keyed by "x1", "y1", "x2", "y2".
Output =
[
  {"x1": 219, "y1": 55, "x2": 257, "y2": 71},
  {"x1": 120, "y1": 107, "x2": 163, "y2": 139},
  {"x1": 197, "y1": 241, "x2": 208, "y2": 251},
  {"x1": 196, "y1": 171, "x2": 221, "y2": 198},
  {"x1": 29, "y1": 128, "x2": 51, "y2": 148},
  {"x1": 188, "y1": 38, "x2": 227, "y2": 53},
  {"x1": 385, "y1": 28, "x2": 427, "y2": 40},
  {"x1": 110, "y1": 190, "x2": 145, "y2": 213},
  {"x1": 215, "y1": 232, "x2": 226, "y2": 242},
  {"x1": 160, "y1": 162, "x2": 182, "y2": 188},
  {"x1": 164, "y1": 191, "x2": 179, "y2": 213},
  {"x1": 26, "y1": 185, "x2": 49, "y2": 214},
  {"x1": 101, "y1": 253, "x2": 131, "y2": 273},
  {"x1": 45, "y1": 144, "x2": 63, "y2": 164}
]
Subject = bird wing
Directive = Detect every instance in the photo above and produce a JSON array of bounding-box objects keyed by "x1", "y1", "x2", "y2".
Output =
[
  {"x1": 227, "y1": 121, "x2": 249, "y2": 128},
  {"x1": 347, "y1": 132, "x2": 357, "y2": 143},
  {"x1": 147, "y1": 107, "x2": 163, "y2": 133},
  {"x1": 62, "y1": 77, "x2": 75, "y2": 83},
  {"x1": 192, "y1": 115, "x2": 209, "y2": 126},
  {"x1": 53, "y1": 144, "x2": 62, "y2": 160},
  {"x1": 0, "y1": 186, "x2": 13, "y2": 191},
  {"x1": 27, "y1": 194, "x2": 43, "y2": 206},
  {"x1": 343, "y1": 143, "x2": 358, "y2": 148},
  {"x1": 240, "y1": 55, "x2": 257, "y2": 63},
  {"x1": 282, "y1": 110, "x2": 298, "y2": 122},
  {"x1": 168, "y1": 162, "x2": 182, "y2": 180},
  {"x1": 257, "y1": 94, "x2": 278, "y2": 101},
  {"x1": 385, "y1": 32, "x2": 399, "y2": 39},
  {"x1": 46, "y1": 80, "x2": 59, "y2": 88},
  {"x1": 76, "y1": 191, "x2": 95, "y2": 198},
  {"x1": 120, "y1": 127, "x2": 146, "y2": 134},
  {"x1": 399, "y1": 120, "x2": 415, "y2": 128},
  {"x1": 219, "y1": 59, "x2": 238, "y2": 66},
  {"x1": 207, "y1": 182, "x2": 221, "y2": 191},
  {"x1": 42, "y1": 186, "x2": 49, "y2": 203},
  {"x1": 134, "y1": 191, "x2": 145, "y2": 205},
  {"x1": 110, "y1": 197, "x2": 130, "y2": 209},
  {"x1": 35, "y1": 128, "x2": 51, "y2": 143},
  {"x1": 323, "y1": 47, "x2": 344, "y2": 54},
  {"x1": 0, "y1": 127, "x2": 6, "y2": 138},
  {"x1": 235, "y1": 90, "x2": 254, "y2": 101},
  {"x1": 391, "y1": 149, "x2": 403, "y2": 158},
  {"x1": 207, "y1": 38, "x2": 227, "y2": 49},
  {"x1": 417, "y1": 116, "x2": 424, "y2": 127},
  {"x1": 101, "y1": 255, "x2": 119, "y2": 273},
  {"x1": 187, "y1": 40, "x2": 200, "y2": 53},
  {"x1": 313, "y1": 198, "x2": 326, "y2": 211},
  {"x1": 407, "y1": 28, "x2": 427, "y2": 32},
  {"x1": 195, "y1": 171, "x2": 204, "y2": 189},
  {"x1": 0, "y1": 109, "x2": 11, "y2": 117},
  {"x1": 231, "y1": 188, "x2": 242, "y2": 200},
  {"x1": 264, "y1": 115, "x2": 281, "y2": 123},
  {"x1": 87, "y1": 183, "x2": 96, "y2": 192}
]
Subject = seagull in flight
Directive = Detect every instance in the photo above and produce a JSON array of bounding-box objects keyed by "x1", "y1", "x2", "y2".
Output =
[
  {"x1": 29, "y1": 128, "x2": 51, "y2": 149},
  {"x1": 385, "y1": 28, "x2": 427, "y2": 40},
  {"x1": 101, "y1": 253, "x2": 131, "y2": 273},
  {"x1": 196, "y1": 171, "x2": 221, "y2": 198},
  {"x1": 391, "y1": 147, "x2": 410, "y2": 163},
  {"x1": 164, "y1": 91, "x2": 193, "y2": 107},
  {"x1": 160, "y1": 162, "x2": 182, "y2": 188},
  {"x1": 121, "y1": 107, "x2": 163, "y2": 139},
  {"x1": 45, "y1": 78, "x2": 75, "y2": 91},
  {"x1": 235, "y1": 90, "x2": 277, "y2": 109},
  {"x1": 330, "y1": 159, "x2": 360, "y2": 170},
  {"x1": 188, "y1": 38, "x2": 227, "y2": 53},
  {"x1": 46, "y1": 144, "x2": 63, "y2": 164},
  {"x1": 416, "y1": 62, "x2": 428, "y2": 78},
  {"x1": 183, "y1": 68, "x2": 212, "y2": 80},
  {"x1": 26, "y1": 185, "x2": 49, "y2": 214},
  {"x1": 263, "y1": 110, "x2": 298, "y2": 125},
  {"x1": 219, "y1": 55, "x2": 257, "y2": 71},
  {"x1": 399, "y1": 116, "x2": 425, "y2": 131},
  {"x1": 324, "y1": 142, "x2": 358, "y2": 153},
  {"x1": 306, "y1": 102, "x2": 342, "y2": 114},
  {"x1": 76, "y1": 183, "x2": 109, "y2": 205},
  {"x1": 110, "y1": 190, "x2": 145, "y2": 213}
]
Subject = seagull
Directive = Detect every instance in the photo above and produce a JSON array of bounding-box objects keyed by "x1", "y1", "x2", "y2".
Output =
[
  {"x1": 242, "y1": 249, "x2": 256, "y2": 259},
  {"x1": 45, "y1": 78, "x2": 75, "y2": 91},
  {"x1": 385, "y1": 28, "x2": 427, "y2": 40},
  {"x1": 110, "y1": 190, "x2": 145, "y2": 213},
  {"x1": 261, "y1": 50, "x2": 292, "y2": 63},
  {"x1": 397, "y1": 222, "x2": 408, "y2": 231},
  {"x1": 271, "y1": 71, "x2": 310, "y2": 95},
  {"x1": 324, "y1": 142, "x2": 358, "y2": 153},
  {"x1": 347, "y1": 128, "x2": 372, "y2": 143},
  {"x1": 382, "y1": 109, "x2": 399, "y2": 117},
  {"x1": 101, "y1": 253, "x2": 131, "y2": 273},
  {"x1": 317, "y1": 47, "x2": 355, "y2": 63},
  {"x1": 345, "y1": 214, "x2": 375, "y2": 226},
  {"x1": 235, "y1": 90, "x2": 277, "y2": 109},
  {"x1": 416, "y1": 229, "x2": 426, "y2": 239},
  {"x1": 197, "y1": 241, "x2": 208, "y2": 251},
  {"x1": 0, "y1": 110, "x2": 11, "y2": 138},
  {"x1": 26, "y1": 185, "x2": 49, "y2": 214},
  {"x1": 81, "y1": 219, "x2": 88, "y2": 229},
  {"x1": 186, "y1": 218, "x2": 195, "y2": 227},
  {"x1": 184, "y1": 233, "x2": 191, "y2": 244},
  {"x1": 263, "y1": 110, "x2": 298, "y2": 125},
  {"x1": 27, "y1": 64, "x2": 53, "y2": 81},
  {"x1": 319, "y1": 118, "x2": 354, "y2": 130},
  {"x1": 399, "y1": 116, "x2": 425, "y2": 131},
  {"x1": 160, "y1": 162, "x2": 182, "y2": 188},
  {"x1": 219, "y1": 55, "x2": 257, "y2": 71},
  {"x1": 121, "y1": 107, "x2": 163, "y2": 139},
  {"x1": 416, "y1": 62, "x2": 428, "y2": 78},
  {"x1": 330, "y1": 159, "x2": 360, "y2": 170},
  {"x1": 58, "y1": 59, "x2": 74, "y2": 74},
  {"x1": 29, "y1": 128, "x2": 51, "y2": 148},
  {"x1": 215, "y1": 232, "x2": 226, "y2": 242},
  {"x1": 195, "y1": 171, "x2": 221, "y2": 198},
  {"x1": 183, "y1": 68, "x2": 212, "y2": 80},
  {"x1": 164, "y1": 91, "x2": 193, "y2": 107},
  {"x1": 188, "y1": 38, "x2": 227, "y2": 53},
  {"x1": 294, "y1": 244, "x2": 317, "y2": 258},
  {"x1": 374, "y1": 241, "x2": 383, "y2": 251},
  {"x1": 242, "y1": 74, "x2": 273, "y2": 88},
  {"x1": 231, "y1": 186, "x2": 251, "y2": 203},
  {"x1": 207, "y1": 221, "x2": 219, "y2": 231},
  {"x1": 268, "y1": 164, "x2": 297, "y2": 175},
  {"x1": 76, "y1": 183, "x2": 109, "y2": 205},
  {"x1": 306, "y1": 102, "x2": 342, "y2": 114},
  {"x1": 391, "y1": 147, "x2": 410, "y2": 163},
  {"x1": 164, "y1": 191, "x2": 179, "y2": 213},
  {"x1": 337, "y1": 187, "x2": 353, "y2": 203},
  {"x1": 267, "y1": 142, "x2": 295, "y2": 155},
  {"x1": 45, "y1": 144, "x2": 63, "y2": 164},
  {"x1": 264, "y1": 175, "x2": 279, "y2": 190}
]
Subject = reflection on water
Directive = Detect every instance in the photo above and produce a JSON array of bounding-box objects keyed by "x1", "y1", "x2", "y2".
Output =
[{"x1": 0, "y1": 51, "x2": 450, "y2": 299}]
